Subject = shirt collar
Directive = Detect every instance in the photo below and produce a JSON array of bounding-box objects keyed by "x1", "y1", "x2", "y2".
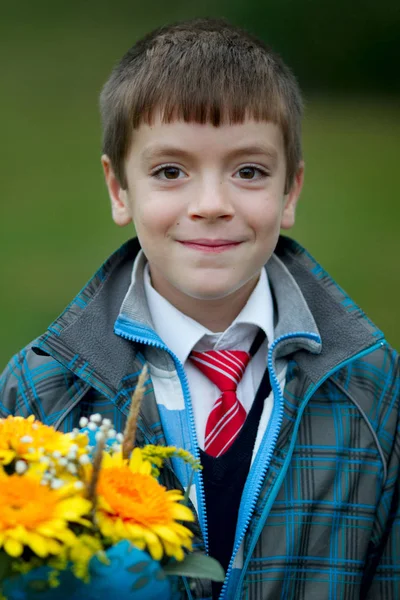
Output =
[{"x1": 143, "y1": 260, "x2": 274, "y2": 365}]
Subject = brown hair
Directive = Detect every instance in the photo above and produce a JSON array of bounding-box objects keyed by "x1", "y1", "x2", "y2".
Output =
[{"x1": 100, "y1": 18, "x2": 303, "y2": 193}]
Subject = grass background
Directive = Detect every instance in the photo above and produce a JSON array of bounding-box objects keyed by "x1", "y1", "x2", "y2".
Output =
[{"x1": 1, "y1": 7, "x2": 399, "y2": 369}]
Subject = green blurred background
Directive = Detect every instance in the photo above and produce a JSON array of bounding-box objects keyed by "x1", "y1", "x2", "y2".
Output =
[{"x1": 1, "y1": 0, "x2": 399, "y2": 368}]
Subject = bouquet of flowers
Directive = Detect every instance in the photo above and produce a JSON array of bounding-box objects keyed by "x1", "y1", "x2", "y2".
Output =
[{"x1": 0, "y1": 366, "x2": 224, "y2": 599}]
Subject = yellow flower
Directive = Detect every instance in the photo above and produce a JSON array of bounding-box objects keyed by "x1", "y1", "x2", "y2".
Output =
[
  {"x1": 0, "y1": 415, "x2": 88, "y2": 465},
  {"x1": 0, "y1": 469, "x2": 92, "y2": 559},
  {"x1": 94, "y1": 448, "x2": 194, "y2": 561}
]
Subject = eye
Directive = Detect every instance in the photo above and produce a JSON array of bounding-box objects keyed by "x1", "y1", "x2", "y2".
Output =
[
  {"x1": 151, "y1": 165, "x2": 185, "y2": 180},
  {"x1": 235, "y1": 166, "x2": 268, "y2": 180}
]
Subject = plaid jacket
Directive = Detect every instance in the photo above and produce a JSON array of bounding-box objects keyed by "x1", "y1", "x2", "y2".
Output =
[{"x1": 1, "y1": 236, "x2": 399, "y2": 600}]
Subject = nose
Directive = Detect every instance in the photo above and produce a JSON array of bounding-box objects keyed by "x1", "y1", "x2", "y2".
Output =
[{"x1": 187, "y1": 179, "x2": 235, "y2": 221}]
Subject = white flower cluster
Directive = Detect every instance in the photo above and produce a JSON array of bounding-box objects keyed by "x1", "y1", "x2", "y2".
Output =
[{"x1": 78, "y1": 414, "x2": 124, "y2": 453}]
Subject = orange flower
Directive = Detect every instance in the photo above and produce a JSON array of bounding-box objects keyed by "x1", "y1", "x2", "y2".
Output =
[
  {"x1": 94, "y1": 448, "x2": 194, "y2": 561},
  {"x1": 0, "y1": 469, "x2": 91, "y2": 558}
]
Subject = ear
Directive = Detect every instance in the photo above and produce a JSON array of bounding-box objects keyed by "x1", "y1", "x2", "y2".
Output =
[
  {"x1": 101, "y1": 155, "x2": 132, "y2": 227},
  {"x1": 280, "y1": 161, "x2": 304, "y2": 230}
]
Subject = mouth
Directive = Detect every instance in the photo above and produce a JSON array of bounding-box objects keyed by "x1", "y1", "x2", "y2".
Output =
[{"x1": 178, "y1": 239, "x2": 243, "y2": 253}]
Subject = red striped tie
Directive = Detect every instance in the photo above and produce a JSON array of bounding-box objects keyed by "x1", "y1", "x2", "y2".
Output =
[{"x1": 190, "y1": 350, "x2": 250, "y2": 457}]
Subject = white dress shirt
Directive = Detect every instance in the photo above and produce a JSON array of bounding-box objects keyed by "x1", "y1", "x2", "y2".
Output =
[{"x1": 143, "y1": 264, "x2": 275, "y2": 449}]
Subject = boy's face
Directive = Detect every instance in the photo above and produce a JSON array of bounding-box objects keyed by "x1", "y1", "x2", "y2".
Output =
[{"x1": 103, "y1": 115, "x2": 303, "y2": 317}]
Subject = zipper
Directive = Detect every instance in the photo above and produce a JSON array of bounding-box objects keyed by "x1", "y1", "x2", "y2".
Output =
[
  {"x1": 219, "y1": 331, "x2": 321, "y2": 600},
  {"x1": 114, "y1": 318, "x2": 209, "y2": 553},
  {"x1": 231, "y1": 340, "x2": 385, "y2": 600}
]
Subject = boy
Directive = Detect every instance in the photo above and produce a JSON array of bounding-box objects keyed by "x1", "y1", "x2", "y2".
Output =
[{"x1": 1, "y1": 17, "x2": 399, "y2": 600}]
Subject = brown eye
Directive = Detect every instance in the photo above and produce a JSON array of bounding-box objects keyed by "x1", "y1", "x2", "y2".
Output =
[
  {"x1": 163, "y1": 167, "x2": 180, "y2": 179},
  {"x1": 239, "y1": 167, "x2": 257, "y2": 179},
  {"x1": 152, "y1": 165, "x2": 185, "y2": 181},
  {"x1": 236, "y1": 166, "x2": 267, "y2": 180}
]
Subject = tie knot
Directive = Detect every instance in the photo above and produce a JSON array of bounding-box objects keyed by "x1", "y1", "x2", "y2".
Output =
[{"x1": 190, "y1": 349, "x2": 250, "y2": 392}]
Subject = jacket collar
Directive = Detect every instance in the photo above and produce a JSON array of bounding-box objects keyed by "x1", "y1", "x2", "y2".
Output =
[
  {"x1": 34, "y1": 236, "x2": 384, "y2": 392},
  {"x1": 273, "y1": 236, "x2": 384, "y2": 382},
  {"x1": 34, "y1": 238, "x2": 143, "y2": 397}
]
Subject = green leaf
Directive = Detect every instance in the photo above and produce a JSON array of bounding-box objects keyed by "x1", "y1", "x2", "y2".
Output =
[
  {"x1": 0, "y1": 552, "x2": 13, "y2": 580},
  {"x1": 163, "y1": 554, "x2": 225, "y2": 582}
]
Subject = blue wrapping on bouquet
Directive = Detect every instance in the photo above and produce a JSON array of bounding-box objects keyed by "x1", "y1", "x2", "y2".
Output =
[{"x1": 2, "y1": 541, "x2": 174, "y2": 600}]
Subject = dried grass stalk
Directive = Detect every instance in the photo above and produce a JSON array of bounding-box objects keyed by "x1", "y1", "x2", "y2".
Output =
[
  {"x1": 122, "y1": 364, "x2": 148, "y2": 460},
  {"x1": 86, "y1": 434, "x2": 106, "y2": 509}
]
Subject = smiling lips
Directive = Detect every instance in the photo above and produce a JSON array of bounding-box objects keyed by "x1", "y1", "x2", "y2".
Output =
[{"x1": 178, "y1": 239, "x2": 242, "y2": 253}]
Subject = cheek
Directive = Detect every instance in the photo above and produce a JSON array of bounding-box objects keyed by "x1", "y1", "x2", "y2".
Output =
[
  {"x1": 246, "y1": 197, "x2": 283, "y2": 234},
  {"x1": 132, "y1": 197, "x2": 179, "y2": 239}
]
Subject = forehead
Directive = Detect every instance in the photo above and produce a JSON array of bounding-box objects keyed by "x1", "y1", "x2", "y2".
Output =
[{"x1": 127, "y1": 115, "x2": 285, "y2": 164}]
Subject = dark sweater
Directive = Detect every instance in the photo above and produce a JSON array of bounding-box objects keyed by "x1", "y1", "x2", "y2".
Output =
[{"x1": 200, "y1": 366, "x2": 272, "y2": 599}]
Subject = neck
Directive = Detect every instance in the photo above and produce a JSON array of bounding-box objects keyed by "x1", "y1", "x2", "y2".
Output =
[{"x1": 150, "y1": 273, "x2": 259, "y2": 332}]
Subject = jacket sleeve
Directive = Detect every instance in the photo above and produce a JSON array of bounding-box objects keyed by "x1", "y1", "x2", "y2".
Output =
[
  {"x1": 0, "y1": 349, "x2": 25, "y2": 417},
  {"x1": 0, "y1": 343, "x2": 56, "y2": 419},
  {"x1": 364, "y1": 350, "x2": 400, "y2": 598}
]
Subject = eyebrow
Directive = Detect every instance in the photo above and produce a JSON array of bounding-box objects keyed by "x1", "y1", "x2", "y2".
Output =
[
  {"x1": 141, "y1": 146, "x2": 192, "y2": 165},
  {"x1": 140, "y1": 144, "x2": 278, "y2": 166},
  {"x1": 227, "y1": 145, "x2": 278, "y2": 161}
]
